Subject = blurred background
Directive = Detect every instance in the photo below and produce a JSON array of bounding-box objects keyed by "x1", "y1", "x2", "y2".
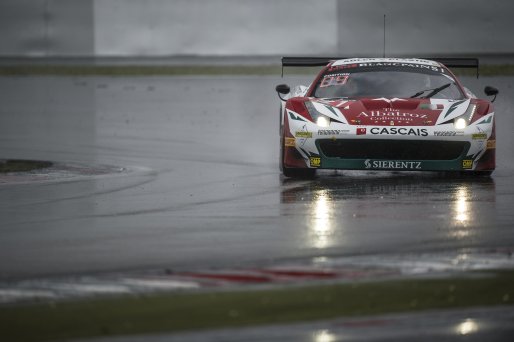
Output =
[{"x1": 1, "y1": 0, "x2": 513, "y2": 59}]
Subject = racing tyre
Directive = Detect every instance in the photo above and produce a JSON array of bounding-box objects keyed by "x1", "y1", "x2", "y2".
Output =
[
  {"x1": 472, "y1": 170, "x2": 493, "y2": 177},
  {"x1": 282, "y1": 166, "x2": 316, "y2": 179},
  {"x1": 459, "y1": 170, "x2": 493, "y2": 177}
]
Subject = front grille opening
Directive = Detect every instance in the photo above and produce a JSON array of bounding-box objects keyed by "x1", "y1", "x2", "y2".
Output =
[{"x1": 318, "y1": 139, "x2": 469, "y2": 160}]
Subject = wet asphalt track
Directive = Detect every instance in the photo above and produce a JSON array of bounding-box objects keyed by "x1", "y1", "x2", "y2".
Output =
[
  {"x1": 75, "y1": 306, "x2": 514, "y2": 342},
  {"x1": 0, "y1": 74, "x2": 514, "y2": 281}
]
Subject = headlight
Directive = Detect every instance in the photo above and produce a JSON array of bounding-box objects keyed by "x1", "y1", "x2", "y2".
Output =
[
  {"x1": 453, "y1": 104, "x2": 476, "y2": 130},
  {"x1": 454, "y1": 118, "x2": 467, "y2": 130},
  {"x1": 305, "y1": 101, "x2": 331, "y2": 127},
  {"x1": 316, "y1": 116, "x2": 330, "y2": 127}
]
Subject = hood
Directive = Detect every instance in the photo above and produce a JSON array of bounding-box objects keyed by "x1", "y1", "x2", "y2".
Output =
[{"x1": 314, "y1": 98, "x2": 471, "y2": 126}]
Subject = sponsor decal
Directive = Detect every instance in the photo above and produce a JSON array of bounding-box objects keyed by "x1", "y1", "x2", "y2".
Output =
[
  {"x1": 357, "y1": 111, "x2": 428, "y2": 119},
  {"x1": 434, "y1": 131, "x2": 458, "y2": 136},
  {"x1": 295, "y1": 131, "x2": 312, "y2": 138},
  {"x1": 487, "y1": 140, "x2": 496, "y2": 149},
  {"x1": 364, "y1": 159, "x2": 422, "y2": 170},
  {"x1": 472, "y1": 133, "x2": 487, "y2": 140},
  {"x1": 357, "y1": 110, "x2": 428, "y2": 124},
  {"x1": 310, "y1": 156, "x2": 321, "y2": 168},
  {"x1": 318, "y1": 129, "x2": 349, "y2": 136},
  {"x1": 370, "y1": 127, "x2": 428, "y2": 136},
  {"x1": 285, "y1": 137, "x2": 296, "y2": 147},
  {"x1": 356, "y1": 128, "x2": 366, "y2": 135},
  {"x1": 357, "y1": 62, "x2": 444, "y2": 73},
  {"x1": 320, "y1": 74, "x2": 350, "y2": 88},
  {"x1": 462, "y1": 160, "x2": 473, "y2": 169},
  {"x1": 327, "y1": 64, "x2": 358, "y2": 71}
]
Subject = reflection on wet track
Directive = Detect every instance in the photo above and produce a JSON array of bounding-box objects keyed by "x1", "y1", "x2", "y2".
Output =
[
  {"x1": 282, "y1": 172, "x2": 498, "y2": 253},
  {"x1": 310, "y1": 188, "x2": 333, "y2": 249}
]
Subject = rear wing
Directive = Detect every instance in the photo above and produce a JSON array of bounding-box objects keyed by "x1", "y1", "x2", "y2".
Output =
[
  {"x1": 281, "y1": 57, "x2": 479, "y2": 78},
  {"x1": 281, "y1": 57, "x2": 342, "y2": 76}
]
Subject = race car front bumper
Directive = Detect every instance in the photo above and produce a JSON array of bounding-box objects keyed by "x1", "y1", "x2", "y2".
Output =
[
  {"x1": 316, "y1": 139, "x2": 470, "y2": 171},
  {"x1": 284, "y1": 128, "x2": 495, "y2": 172}
]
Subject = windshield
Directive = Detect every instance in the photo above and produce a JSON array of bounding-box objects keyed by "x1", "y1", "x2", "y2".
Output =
[{"x1": 312, "y1": 65, "x2": 465, "y2": 100}]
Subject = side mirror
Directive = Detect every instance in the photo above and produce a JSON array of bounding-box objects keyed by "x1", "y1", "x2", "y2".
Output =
[
  {"x1": 484, "y1": 86, "x2": 499, "y2": 102},
  {"x1": 276, "y1": 84, "x2": 290, "y2": 94},
  {"x1": 275, "y1": 84, "x2": 290, "y2": 101}
]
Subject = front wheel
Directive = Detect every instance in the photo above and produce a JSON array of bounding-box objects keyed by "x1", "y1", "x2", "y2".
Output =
[
  {"x1": 282, "y1": 165, "x2": 316, "y2": 179},
  {"x1": 470, "y1": 170, "x2": 493, "y2": 177},
  {"x1": 459, "y1": 170, "x2": 493, "y2": 177}
]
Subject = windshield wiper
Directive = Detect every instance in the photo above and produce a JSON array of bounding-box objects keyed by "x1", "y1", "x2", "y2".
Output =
[{"x1": 410, "y1": 82, "x2": 453, "y2": 99}]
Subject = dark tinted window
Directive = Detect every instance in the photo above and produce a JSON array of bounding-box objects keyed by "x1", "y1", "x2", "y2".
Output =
[{"x1": 313, "y1": 66, "x2": 464, "y2": 100}]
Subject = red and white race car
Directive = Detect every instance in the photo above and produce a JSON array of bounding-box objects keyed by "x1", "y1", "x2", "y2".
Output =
[{"x1": 277, "y1": 57, "x2": 498, "y2": 178}]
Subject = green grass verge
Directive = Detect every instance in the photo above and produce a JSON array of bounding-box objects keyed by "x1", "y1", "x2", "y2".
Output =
[
  {"x1": 1, "y1": 270, "x2": 513, "y2": 342},
  {"x1": 0, "y1": 64, "x2": 513, "y2": 76},
  {"x1": 0, "y1": 160, "x2": 52, "y2": 173}
]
